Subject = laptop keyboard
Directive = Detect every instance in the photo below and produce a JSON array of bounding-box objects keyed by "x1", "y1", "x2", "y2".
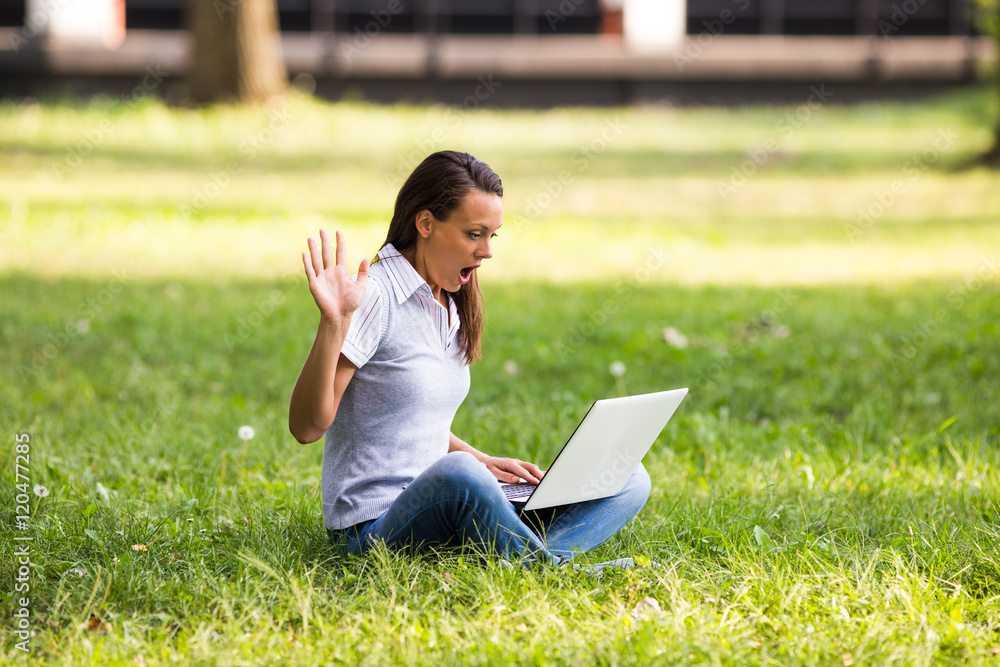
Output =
[{"x1": 501, "y1": 483, "x2": 535, "y2": 501}]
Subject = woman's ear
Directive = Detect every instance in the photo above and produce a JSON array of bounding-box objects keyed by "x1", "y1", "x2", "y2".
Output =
[{"x1": 414, "y1": 210, "x2": 434, "y2": 239}]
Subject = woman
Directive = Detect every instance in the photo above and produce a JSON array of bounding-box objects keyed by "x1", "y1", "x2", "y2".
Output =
[{"x1": 289, "y1": 150, "x2": 651, "y2": 569}]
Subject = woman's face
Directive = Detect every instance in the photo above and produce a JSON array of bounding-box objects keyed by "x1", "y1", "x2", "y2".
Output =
[{"x1": 419, "y1": 189, "x2": 503, "y2": 293}]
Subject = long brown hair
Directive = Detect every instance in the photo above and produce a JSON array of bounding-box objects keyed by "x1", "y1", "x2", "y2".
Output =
[{"x1": 377, "y1": 150, "x2": 502, "y2": 365}]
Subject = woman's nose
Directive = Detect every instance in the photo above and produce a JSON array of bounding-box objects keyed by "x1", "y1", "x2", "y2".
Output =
[{"x1": 478, "y1": 240, "x2": 493, "y2": 259}]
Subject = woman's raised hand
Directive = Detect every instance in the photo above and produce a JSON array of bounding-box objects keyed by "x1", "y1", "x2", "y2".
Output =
[{"x1": 301, "y1": 229, "x2": 370, "y2": 325}]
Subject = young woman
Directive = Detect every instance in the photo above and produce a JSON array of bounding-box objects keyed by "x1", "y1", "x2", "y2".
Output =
[{"x1": 289, "y1": 150, "x2": 651, "y2": 568}]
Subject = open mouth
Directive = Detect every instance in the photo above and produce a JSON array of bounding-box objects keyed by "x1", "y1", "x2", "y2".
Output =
[{"x1": 459, "y1": 265, "x2": 479, "y2": 284}]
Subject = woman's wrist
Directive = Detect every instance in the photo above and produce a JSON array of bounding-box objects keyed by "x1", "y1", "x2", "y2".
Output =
[
  {"x1": 466, "y1": 444, "x2": 491, "y2": 463},
  {"x1": 317, "y1": 313, "x2": 351, "y2": 343},
  {"x1": 318, "y1": 312, "x2": 348, "y2": 329}
]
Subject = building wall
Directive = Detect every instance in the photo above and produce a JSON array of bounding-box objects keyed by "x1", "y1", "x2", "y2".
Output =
[{"x1": 0, "y1": 0, "x2": 975, "y2": 36}]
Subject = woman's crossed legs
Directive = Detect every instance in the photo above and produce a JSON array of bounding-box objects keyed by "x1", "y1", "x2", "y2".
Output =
[{"x1": 329, "y1": 451, "x2": 652, "y2": 566}]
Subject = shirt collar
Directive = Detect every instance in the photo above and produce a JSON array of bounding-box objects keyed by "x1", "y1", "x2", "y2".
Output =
[
  {"x1": 377, "y1": 243, "x2": 461, "y2": 336},
  {"x1": 376, "y1": 243, "x2": 424, "y2": 305}
]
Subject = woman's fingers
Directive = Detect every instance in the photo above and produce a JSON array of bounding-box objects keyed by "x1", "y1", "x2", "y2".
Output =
[
  {"x1": 307, "y1": 235, "x2": 323, "y2": 278},
  {"x1": 486, "y1": 458, "x2": 516, "y2": 483},
  {"x1": 321, "y1": 229, "x2": 334, "y2": 270},
  {"x1": 301, "y1": 251, "x2": 315, "y2": 280},
  {"x1": 514, "y1": 461, "x2": 541, "y2": 485},
  {"x1": 334, "y1": 229, "x2": 346, "y2": 268},
  {"x1": 520, "y1": 461, "x2": 546, "y2": 481},
  {"x1": 303, "y1": 230, "x2": 367, "y2": 318},
  {"x1": 498, "y1": 467, "x2": 522, "y2": 484},
  {"x1": 492, "y1": 458, "x2": 541, "y2": 485}
]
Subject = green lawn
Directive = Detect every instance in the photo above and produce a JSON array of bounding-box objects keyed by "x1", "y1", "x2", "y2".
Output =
[{"x1": 1, "y1": 88, "x2": 999, "y2": 665}]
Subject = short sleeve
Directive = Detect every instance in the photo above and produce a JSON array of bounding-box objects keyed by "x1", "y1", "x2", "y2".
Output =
[{"x1": 341, "y1": 277, "x2": 383, "y2": 368}]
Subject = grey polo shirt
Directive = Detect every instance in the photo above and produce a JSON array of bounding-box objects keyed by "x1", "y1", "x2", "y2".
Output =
[{"x1": 322, "y1": 243, "x2": 472, "y2": 530}]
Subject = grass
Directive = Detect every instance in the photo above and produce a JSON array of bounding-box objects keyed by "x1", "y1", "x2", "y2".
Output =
[{"x1": 1, "y1": 86, "x2": 999, "y2": 665}]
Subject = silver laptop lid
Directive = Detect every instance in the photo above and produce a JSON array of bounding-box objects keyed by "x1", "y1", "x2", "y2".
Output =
[{"x1": 522, "y1": 388, "x2": 688, "y2": 512}]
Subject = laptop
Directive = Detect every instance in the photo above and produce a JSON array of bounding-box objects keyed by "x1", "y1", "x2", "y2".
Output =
[{"x1": 500, "y1": 388, "x2": 688, "y2": 512}]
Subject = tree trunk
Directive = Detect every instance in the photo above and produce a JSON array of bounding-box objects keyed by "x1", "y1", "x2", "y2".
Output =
[{"x1": 187, "y1": 0, "x2": 288, "y2": 104}]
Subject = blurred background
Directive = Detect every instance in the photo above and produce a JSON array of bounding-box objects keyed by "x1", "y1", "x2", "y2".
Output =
[
  {"x1": 1, "y1": 0, "x2": 998, "y2": 473},
  {"x1": 0, "y1": 0, "x2": 996, "y2": 105}
]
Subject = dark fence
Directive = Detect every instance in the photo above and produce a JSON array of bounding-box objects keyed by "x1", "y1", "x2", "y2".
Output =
[{"x1": 0, "y1": 0, "x2": 975, "y2": 36}]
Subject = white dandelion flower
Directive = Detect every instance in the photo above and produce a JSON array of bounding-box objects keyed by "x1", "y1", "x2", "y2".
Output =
[
  {"x1": 238, "y1": 425, "x2": 255, "y2": 441},
  {"x1": 33, "y1": 484, "x2": 49, "y2": 497},
  {"x1": 503, "y1": 360, "x2": 519, "y2": 375},
  {"x1": 661, "y1": 327, "x2": 689, "y2": 349},
  {"x1": 609, "y1": 361, "x2": 627, "y2": 378}
]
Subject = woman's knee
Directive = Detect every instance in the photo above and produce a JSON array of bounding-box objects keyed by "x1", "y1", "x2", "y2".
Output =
[
  {"x1": 622, "y1": 462, "x2": 652, "y2": 505},
  {"x1": 412, "y1": 452, "x2": 509, "y2": 529},
  {"x1": 425, "y1": 451, "x2": 498, "y2": 490}
]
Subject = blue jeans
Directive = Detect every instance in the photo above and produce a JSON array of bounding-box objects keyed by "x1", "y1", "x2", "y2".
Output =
[{"x1": 327, "y1": 451, "x2": 652, "y2": 565}]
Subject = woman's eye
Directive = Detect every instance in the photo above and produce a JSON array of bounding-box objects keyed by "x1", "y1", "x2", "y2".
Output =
[{"x1": 469, "y1": 232, "x2": 481, "y2": 240}]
